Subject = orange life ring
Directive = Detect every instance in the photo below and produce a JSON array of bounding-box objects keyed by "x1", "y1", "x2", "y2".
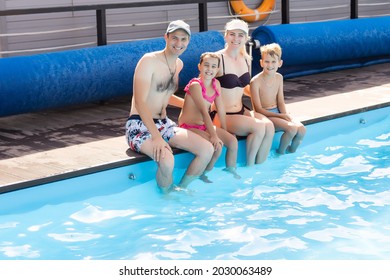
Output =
[{"x1": 230, "y1": 0, "x2": 275, "y2": 22}]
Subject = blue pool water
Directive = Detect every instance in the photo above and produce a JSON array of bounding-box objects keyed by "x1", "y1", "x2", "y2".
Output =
[{"x1": 0, "y1": 107, "x2": 389, "y2": 260}]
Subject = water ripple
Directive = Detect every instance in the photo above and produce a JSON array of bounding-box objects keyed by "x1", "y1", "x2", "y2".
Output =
[{"x1": 70, "y1": 205, "x2": 136, "y2": 223}]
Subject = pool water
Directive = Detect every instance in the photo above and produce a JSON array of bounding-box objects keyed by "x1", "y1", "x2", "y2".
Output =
[{"x1": 0, "y1": 107, "x2": 389, "y2": 260}]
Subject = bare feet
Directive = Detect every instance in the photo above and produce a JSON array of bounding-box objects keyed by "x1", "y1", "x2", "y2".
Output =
[
  {"x1": 200, "y1": 172, "x2": 213, "y2": 183},
  {"x1": 223, "y1": 167, "x2": 241, "y2": 179}
]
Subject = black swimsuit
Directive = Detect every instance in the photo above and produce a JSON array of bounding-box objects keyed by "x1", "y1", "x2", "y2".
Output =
[
  {"x1": 216, "y1": 54, "x2": 251, "y2": 89},
  {"x1": 210, "y1": 54, "x2": 251, "y2": 119},
  {"x1": 225, "y1": 104, "x2": 251, "y2": 115}
]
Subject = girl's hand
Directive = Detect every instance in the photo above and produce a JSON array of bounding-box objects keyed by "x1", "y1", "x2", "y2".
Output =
[{"x1": 210, "y1": 135, "x2": 223, "y2": 151}]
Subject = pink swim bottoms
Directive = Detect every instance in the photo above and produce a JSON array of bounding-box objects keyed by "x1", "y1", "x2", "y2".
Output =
[{"x1": 179, "y1": 123, "x2": 207, "y2": 131}]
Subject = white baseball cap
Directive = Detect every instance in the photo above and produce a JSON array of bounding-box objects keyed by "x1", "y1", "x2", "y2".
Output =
[
  {"x1": 166, "y1": 20, "x2": 191, "y2": 36},
  {"x1": 225, "y1": 19, "x2": 249, "y2": 34}
]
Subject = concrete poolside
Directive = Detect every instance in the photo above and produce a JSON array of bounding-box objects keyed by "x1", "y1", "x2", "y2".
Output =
[{"x1": 0, "y1": 63, "x2": 389, "y2": 193}]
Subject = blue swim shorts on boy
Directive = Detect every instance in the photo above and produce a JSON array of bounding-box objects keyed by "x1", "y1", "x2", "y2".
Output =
[{"x1": 267, "y1": 107, "x2": 280, "y2": 114}]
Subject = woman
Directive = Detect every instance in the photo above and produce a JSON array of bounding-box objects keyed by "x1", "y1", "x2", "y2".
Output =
[{"x1": 211, "y1": 19, "x2": 274, "y2": 165}]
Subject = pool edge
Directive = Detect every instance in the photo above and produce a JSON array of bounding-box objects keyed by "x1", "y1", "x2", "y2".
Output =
[{"x1": 1, "y1": 102, "x2": 389, "y2": 194}]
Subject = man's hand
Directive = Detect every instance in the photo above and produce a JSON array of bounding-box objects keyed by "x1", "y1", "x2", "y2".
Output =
[{"x1": 152, "y1": 137, "x2": 172, "y2": 162}]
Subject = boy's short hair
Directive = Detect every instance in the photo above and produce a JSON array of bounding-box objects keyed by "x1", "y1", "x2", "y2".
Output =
[{"x1": 260, "y1": 43, "x2": 282, "y2": 60}]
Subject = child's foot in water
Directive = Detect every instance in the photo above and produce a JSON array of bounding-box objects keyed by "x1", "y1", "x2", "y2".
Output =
[
  {"x1": 200, "y1": 173, "x2": 213, "y2": 183},
  {"x1": 159, "y1": 184, "x2": 189, "y2": 194},
  {"x1": 223, "y1": 167, "x2": 241, "y2": 179}
]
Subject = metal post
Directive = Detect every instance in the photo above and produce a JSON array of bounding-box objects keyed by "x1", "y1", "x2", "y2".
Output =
[
  {"x1": 96, "y1": 9, "x2": 107, "y2": 46},
  {"x1": 0, "y1": 0, "x2": 7, "y2": 57},
  {"x1": 198, "y1": 0, "x2": 208, "y2": 32},
  {"x1": 281, "y1": 0, "x2": 290, "y2": 24},
  {"x1": 351, "y1": 0, "x2": 358, "y2": 19}
]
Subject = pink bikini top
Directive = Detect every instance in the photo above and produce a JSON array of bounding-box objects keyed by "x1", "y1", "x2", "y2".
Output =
[{"x1": 184, "y1": 78, "x2": 220, "y2": 103}]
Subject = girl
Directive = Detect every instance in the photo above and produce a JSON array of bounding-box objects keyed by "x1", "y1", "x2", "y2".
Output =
[{"x1": 179, "y1": 52, "x2": 240, "y2": 181}]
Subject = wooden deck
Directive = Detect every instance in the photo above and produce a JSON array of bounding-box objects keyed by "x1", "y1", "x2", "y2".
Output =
[{"x1": 1, "y1": 63, "x2": 389, "y2": 193}]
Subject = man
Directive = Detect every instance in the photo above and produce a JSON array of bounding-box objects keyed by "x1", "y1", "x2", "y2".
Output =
[{"x1": 126, "y1": 20, "x2": 214, "y2": 192}]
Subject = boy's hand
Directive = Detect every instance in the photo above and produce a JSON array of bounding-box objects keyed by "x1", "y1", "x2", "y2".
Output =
[{"x1": 280, "y1": 113, "x2": 292, "y2": 122}]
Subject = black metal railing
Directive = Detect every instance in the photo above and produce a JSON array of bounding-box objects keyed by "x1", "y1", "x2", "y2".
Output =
[
  {"x1": 1, "y1": 0, "x2": 386, "y2": 57},
  {"x1": 0, "y1": 0, "x2": 227, "y2": 47},
  {"x1": 0, "y1": 0, "x2": 364, "y2": 46}
]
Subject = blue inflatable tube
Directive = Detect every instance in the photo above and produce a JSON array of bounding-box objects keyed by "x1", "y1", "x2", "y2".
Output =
[
  {"x1": 0, "y1": 30, "x2": 225, "y2": 117},
  {"x1": 251, "y1": 16, "x2": 390, "y2": 78}
]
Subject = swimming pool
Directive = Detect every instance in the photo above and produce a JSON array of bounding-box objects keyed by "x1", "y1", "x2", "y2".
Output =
[{"x1": 0, "y1": 106, "x2": 389, "y2": 260}]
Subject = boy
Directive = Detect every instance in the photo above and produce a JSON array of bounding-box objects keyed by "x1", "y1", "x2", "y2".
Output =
[{"x1": 250, "y1": 43, "x2": 306, "y2": 154}]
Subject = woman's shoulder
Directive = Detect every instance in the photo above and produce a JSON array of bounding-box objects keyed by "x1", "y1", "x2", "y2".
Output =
[{"x1": 215, "y1": 49, "x2": 226, "y2": 56}]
